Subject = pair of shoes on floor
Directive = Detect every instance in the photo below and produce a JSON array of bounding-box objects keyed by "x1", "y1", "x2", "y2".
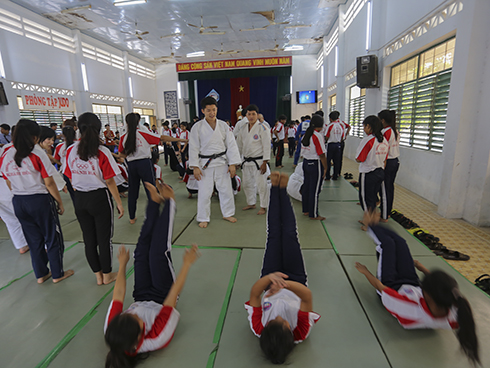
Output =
[
  {"x1": 349, "y1": 180, "x2": 359, "y2": 188},
  {"x1": 390, "y1": 210, "x2": 419, "y2": 229},
  {"x1": 409, "y1": 227, "x2": 470, "y2": 261},
  {"x1": 475, "y1": 274, "x2": 490, "y2": 294},
  {"x1": 344, "y1": 172, "x2": 353, "y2": 180}
]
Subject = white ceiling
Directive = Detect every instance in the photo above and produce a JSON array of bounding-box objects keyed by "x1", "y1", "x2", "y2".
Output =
[{"x1": 9, "y1": 0, "x2": 345, "y2": 64}]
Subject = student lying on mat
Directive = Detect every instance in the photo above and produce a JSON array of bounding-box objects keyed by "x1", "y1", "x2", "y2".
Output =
[
  {"x1": 245, "y1": 172, "x2": 320, "y2": 364},
  {"x1": 104, "y1": 181, "x2": 200, "y2": 368},
  {"x1": 355, "y1": 210, "x2": 479, "y2": 365}
]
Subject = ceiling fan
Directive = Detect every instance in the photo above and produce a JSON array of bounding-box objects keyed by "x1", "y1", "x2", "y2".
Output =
[
  {"x1": 150, "y1": 46, "x2": 182, "y2": 63},
  {"x1": 250, "y1": 40, "x2": 284, "y2": 53},
  {"x1": 188, "y1": 16, "x2": 225, "y2": 35},
  {"x1": 213, "y1": 43, "x2": 239, "y2": 55},
  {"x1": 285, "y1": 24, "x2": 312, "y2": 29},
  {"x1": 240, "y1": 25, "x2": 268, "y2": 32},
  {"x1": 121, "y1": 21, "x2": 149, "y2": 40},
  {"x1": 251, "y1": 10, "x2": 289, "y2": 28},
  {"x1": 160, "y1": 32, "x2": 184, "y2": 39}
]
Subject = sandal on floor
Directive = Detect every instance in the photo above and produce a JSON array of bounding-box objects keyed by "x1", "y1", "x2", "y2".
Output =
[
  {"x1": 439, "y1": 249, "x2": 470, "y2": 261},
  {"x1": 475, "y1": 274, "x2": 490, "y2": 294}
]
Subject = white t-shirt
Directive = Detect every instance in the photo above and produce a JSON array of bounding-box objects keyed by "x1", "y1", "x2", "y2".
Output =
[
  {"x1": 119, "y1": 129, "x2": 161, "y2": 162},
  {"x1": 0, "y1": 144, "x2": 56, "y2": 195},
  {"x1": 114, "y1": 163, "x2": 128, "y2": 187},
  {"x1": 301, "y1": 131, "x2": 326, "y2": 160},
  {"x1": 325, "y1": 121, "x2": 344, "y2": 143},
  {"x1": 179, "y1": 130, "x2": 189, "y2": 146},
  {"x1": 64, "y1": 142, "x2": 120, "y2": 192},
  {"x1": 272, "y1": 123, "x2": 285, "y2": 140},
  {"x1": 382, "y1": 127, "x2": 400, "y2": 159},
  {"x1": 356, "y1": 135, "x2": 389, "y2": 173}
]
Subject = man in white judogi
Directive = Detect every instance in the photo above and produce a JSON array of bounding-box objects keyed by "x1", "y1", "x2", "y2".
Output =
[
  {"x1": 189, "y1": 97, "x2": 241, "y2": 228},
  {"x1": 236, "y1": 104, "x2": 271, "y2": 215}
]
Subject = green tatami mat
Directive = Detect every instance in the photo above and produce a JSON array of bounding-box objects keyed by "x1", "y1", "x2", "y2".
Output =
[
  {"x1": 214, "y1": 249, "x2": 390, "y2": 368},
  {"x1": 319, "y1": 177, "x2": 360, "y2": 201},
  {"x1": 0, "y1": 240, "x2": 77, "y2": 290},
  {"x1": 48, "y1": 247, "x2": 239, "y2": 368},
  {"x1": 340, "y1": 255, "x2": 490, "y2": 368},
  {"x1": 0, "y1": 243, "x2": 133, "y2": 368},
  {"x1": 320, "y1": 202, "x2": 434, "y2": 256}
]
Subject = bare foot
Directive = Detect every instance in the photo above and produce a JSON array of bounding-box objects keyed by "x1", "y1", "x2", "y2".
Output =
[
  {"x1": 53, "y1": 269, "x2": 74, "y2": 284},
  {"x1": 243, "y1": 204, "x2": 256, "y2": 211},
  {"x1": 379, "y1": 218, "x2": 389, "y2": 223},
  {"x1": 358, "y1": 220, "x2": 365, "y2": 225},
  {"x1": 188, "y1": 193, "x2": 193, "y2": 198},
  {"x1": 257, "y1": 208, "x2": 266, "y2": 215},
  {"x1": 120, "y1": 192, "x2": 128, "y2": 198},
  {"x1": 19, "y1": 245, "x2": 29, "y2": 254},
  {"x1": 37, "y1": 271, "x2": 52, "y2": 284},
  {"x1": 223, "y1": 216, "x2": 237, "y2": 223},
  {"x1": 303, "y1": 212, "x2": 309, "y2": 216},
  {"x1": 270, "y1": 172, "x2": 280, "y2": 186},
  {"x1": 179, "y1": 180, "x2": 185, "y2": 183},
  {"x1": 360, "y1": 225, "x2": 368, "y2": 231},
  {"x1": 199, "y1": 222, "x2": 208, "y2": 228},
  {"x1": 129, "y1": 218, "x2": 137, "y2": 224},
  {"x1": 310, "y1": 216, "x2": 326, "y2": 221},
  {"x1": 103, "y1": 272, "x2": 118, "y2": 285},
  {"x1": 144, "y1": 182, "x2": 164, "y2": 204},
  {"x1": 95, "y1": 271, "x2": 103, "y2": 286},
  {"x1": 279, "y1": 173, "x2": 289, "y2": 188}
]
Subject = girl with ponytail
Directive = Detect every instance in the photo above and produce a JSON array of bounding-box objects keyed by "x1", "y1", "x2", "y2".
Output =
[
  {"x1": 54, "y1": 126, "x2": 77, "y2": 203},
  {"x1": 356, "y1": 211, "x2": 479, "y2": 365},
  {"x1": 378, "y1": 110, "x2": 400, "y2": 222},
  {"x1": 64, "y1": 112, "x2": 124, "y2": 286},
  {"x1": 0, "y1": 119, "x2": 74, "y2": 284},
  {"x1": 300, "y1": 115, "x2": 328, "y2": 220},
  {"x1": 118, "y1": 113, "x2": 185, "y2": 224},
  {"x1": 355, "y1": 116, "x2": 389, "y2": 229}
]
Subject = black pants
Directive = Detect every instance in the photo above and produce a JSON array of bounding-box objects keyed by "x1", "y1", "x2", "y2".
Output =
[
  {"x1": 261, "y1": 184, "x2": 307, "y2": 285},
  {"x1": 272, "y1": 140, "x2": 278, "y2": 156},
  {"x1": 326, "y1": 142, "x2": 342, "y2": 180},
  {"x1": 339, "y1": 141, "x2": 345, "y2": 174},
  {"x1": 180, "y1": 145, "x2": 189, "y2": 169},
  {"x1": 127, "y1": 158, "x2": 155, "y2": 220},
  {"x1": 133, "y1": 199, "x2": 176, "y2": 304},
  {"x1": 288, "y1": 137, "x2": 296, "y2": 157},
  {"x1": 74, "y1": 188, "x2": 114, "y2": 274},
  {"x1": 369, "y1": 225, "x2": 419, "y2": 291},
  {"x1": 163, "y1": 144, "x2": 170, "y2": 165},
  {"x1": 302, "y1": 159, "x2": 324, "y2": 218},
  {"x1": 380, "y1": 158, "x2": 400, "y2": 219},
  {"x1": 275, "y1": 140, "x2": 284, "y2": 167},
  {"x1": 359, "y1": 168, "x2": 384, "y2": 212},
  {"x1": 63, "y1": 173, "x2": 75, "y2": 204}
]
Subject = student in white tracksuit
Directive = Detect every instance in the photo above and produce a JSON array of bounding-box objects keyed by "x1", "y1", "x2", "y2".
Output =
[
  {"x1": 236, "y1": 104, "x2": 271, "y2": 215},
  {"x1": 189, "y1": 97, "x2": 241, "y2": 228}
]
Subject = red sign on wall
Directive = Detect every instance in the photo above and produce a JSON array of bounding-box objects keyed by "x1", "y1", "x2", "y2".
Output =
[
  {"x1": 176, "y1": 56, "x2": 292, "y2": 72},
  {"x1": 21, "y1": 92, "x2": 73, "y2": 111}
]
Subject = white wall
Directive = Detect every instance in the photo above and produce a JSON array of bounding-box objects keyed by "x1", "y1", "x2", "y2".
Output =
[
  {"x1": 291, "y1": 55, "x2": 318, "y2": 120},
  {"x1": 155, "y1": 63, "x2": 180, "y2": 123}
]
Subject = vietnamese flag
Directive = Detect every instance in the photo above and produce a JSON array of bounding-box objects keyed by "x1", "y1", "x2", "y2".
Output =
[{"x1": 230, "y1": 77, "x2": 250, "y2": 125}]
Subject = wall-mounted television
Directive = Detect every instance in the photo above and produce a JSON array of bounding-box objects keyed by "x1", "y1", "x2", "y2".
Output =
[{"x1": 296, "y1": 90, "x2": 317, "y2": 104}]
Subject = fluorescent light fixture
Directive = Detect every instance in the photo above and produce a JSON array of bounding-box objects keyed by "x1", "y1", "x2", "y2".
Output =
[
  {"x1": 81, "y1": 63, "x2": 89, "y2": 91},
  {"x1": 128, "y1": 77, "x2": 133, "y2": 98},
  {"x1": 290, "y1": 76, "x2": 293, "y2": 94},
  {"x1": 284, "y1": 45, "x2": 303, "y2": 52},
  {"x1": 320, "y1": 64, "x2": 324, "y2": 89},
  {"x1": 334, "y1": 46, "x2": 338, "y2": 77},
  {"x1": 0, "y1": 50, "x2": 6, "y2": 78},
  {"x1": 186, "y1": 51, "x2": 205, "y2": 58},
  {"x1": 365, "y1": 0, "x2": 372, "y2": 52},
  {"x1": 114, "y1": 0, "x2": 147, "y2": 6},
  {"x1": 177, "y1": 82, "x2": 182, "y2": 99}
]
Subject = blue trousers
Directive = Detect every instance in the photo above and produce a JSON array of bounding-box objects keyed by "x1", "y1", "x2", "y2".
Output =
[
  {"x1": 293, "y1": 139, "x2": 302, "y2": 165},
  {"x1": 359, "y1": 168, "x2": 384, "y2": 212},
  {"x1": 302, "y1": 159, "x2": 324, "y2": 218},
  {"x1": 326, "y1": 142, "x2": 342, "y2": 180},
  {"x1": 370, "y1": 225, "x2": 419, "y2": 291},
  {"x1": 133, "y1": 200, "x2": 176, "y2": 304},
  {"x1": 261, "y1": 185, "x2": 307, "y2": 285},
  {"x1": 127, "y1": 158, "x2": 156, "y2": 220},
  {"x1": 380, "y1": 158, "x2": 400, "y2": 219},
  {"x1": 13, "y1": 194, "x2": 65, "y2": 279}
]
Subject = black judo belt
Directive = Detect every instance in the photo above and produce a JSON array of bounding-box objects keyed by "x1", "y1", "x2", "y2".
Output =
[
  {"x1": 199, "y1": 150, "x2": 227, "y2": 169},
  {"x1": 243, "y1": 156, "x2": 263, "y2": 170}
]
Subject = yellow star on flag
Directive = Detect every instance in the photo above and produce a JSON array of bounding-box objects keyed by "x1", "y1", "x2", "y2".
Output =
[{"x1": 239, "y1": 85, "x2": 245, "y2": 92}]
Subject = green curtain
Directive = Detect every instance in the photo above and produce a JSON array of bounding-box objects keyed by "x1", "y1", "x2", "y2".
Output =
[{"x1": 276, "y1": 75, "x2": 291, "y2": 124}]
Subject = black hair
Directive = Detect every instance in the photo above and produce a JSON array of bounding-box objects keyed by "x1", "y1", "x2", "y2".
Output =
[
  {"x1": 180, "y1": 121, "x2": 188, "y2": 129},
  {"x1": 302, "y1": 115, "x2": 324, "y2": 147},
  {"x1": 77, "y1": 112, "x2": 102, "y2": 161},
  {"x1": 143, "y1": 123, "x2": 150, "y2": 128},
  {"x1": 314, "y1": 110, "x2": 324, "y2": 117},
  {"x1": 246, "y1": 104, "x2": 259, "y2": 113},
  {"x1": 50, "y1": 123, "x2": 58, "y2": 128},
  {"x1": 151, "y1": 150, "x2": 159, "y2": 165},
  {"x1": 329, "y1": 111, "x2": 340, "y2": 121},
  {"x1": 200, "y1": 96, "x2": 218, "y2": 110},
  {"x1": 124, "y1": 113, "x2": 140, "y2": 156},
  {"x1": 105, "y1": 124, "x2": 111, "y2": 128},
  {"x1": 278, "y1": 114, "x2": 287, "y2": 121},
  {"x1": 362, "y1": 115, "x2": 384, "y2": 143},
  {"x1": 62, "y1": 126, "x2": 76, "y2": 147},
  {"x1": 0, "y1": 123, "x2": 10, "y2": 131},
  {"x1": 259, "y1": 321, "x2": 295, "y2": 364},
  {"x1": 40, "y1": 126, "x2": 56, "y2": 143},
  {"x1": 13, "y1": 119, "x2": 40, "y2": 167},
  {"x1": 64, "y1": 118, "x2": 77, "y2": 129},
  {"x1": 162, "y1": 121, "x2": 169, "y2": 127},
  {"x1": 378, "y1": 109, "x2": 398, "y2": 140},
  {"x1": 304, "y1": 115, "x2": 311, "y2": 120},
  {"x1": 421, "y1": 271, "x2": 479, "y2": 364},
  {"x1": 105, "y1": 314, "x2": 145, "y2": 368}
]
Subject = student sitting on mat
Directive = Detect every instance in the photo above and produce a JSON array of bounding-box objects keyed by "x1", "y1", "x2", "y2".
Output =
[
  {"x1": 355, "y1": 210, "x2": 479, "y2": 365},
  {"x1": 245, "y1": 172, "x2": 320, "y2": 364},
  {"x1": 104, "y1": 182, "x2": 200, "y2": 368}
]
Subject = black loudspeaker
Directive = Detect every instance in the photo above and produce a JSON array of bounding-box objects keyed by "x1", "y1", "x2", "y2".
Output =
[
  {"x1": 356, "y1": 55, "x2": 378, "y2": 88},
  {"x1": 0, "y1": 82, "x2": 8, "y2": 105}
]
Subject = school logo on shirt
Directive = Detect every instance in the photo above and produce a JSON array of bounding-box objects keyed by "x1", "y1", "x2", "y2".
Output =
[
  {"x1": 263, "y1": 302, "x2": 272, "y2": 311},
  {"x1": 253, "y1": 134, "x2": 259, "y2": 140}
]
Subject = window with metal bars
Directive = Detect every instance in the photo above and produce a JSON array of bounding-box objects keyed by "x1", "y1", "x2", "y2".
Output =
[
  {"x1": 329, "y1": 94, "x2": 337, "y2": 112},
  {"x1": 348, "y1": 86, "x2": 366, "y2": 138},
  {"x1": 388, "y1": 38, "x2": 454, "y2": 152},
  {"x1": 19, "y1": 110, "x2": 75, "y2": 128},
  {"x1": 92, "y1": 104, "x2": 124, "y2": 133}
]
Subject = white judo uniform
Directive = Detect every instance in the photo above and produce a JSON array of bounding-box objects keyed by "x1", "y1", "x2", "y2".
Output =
[
  {"x1": 287, "y1": 163, "x2": 304, "y2": 202},
  {"x1": 236, "y1": 120, "x2": 271, "y2": 209},
  {"x1": 189, "y1": 119, "x2": 241, "y2": 223}
]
